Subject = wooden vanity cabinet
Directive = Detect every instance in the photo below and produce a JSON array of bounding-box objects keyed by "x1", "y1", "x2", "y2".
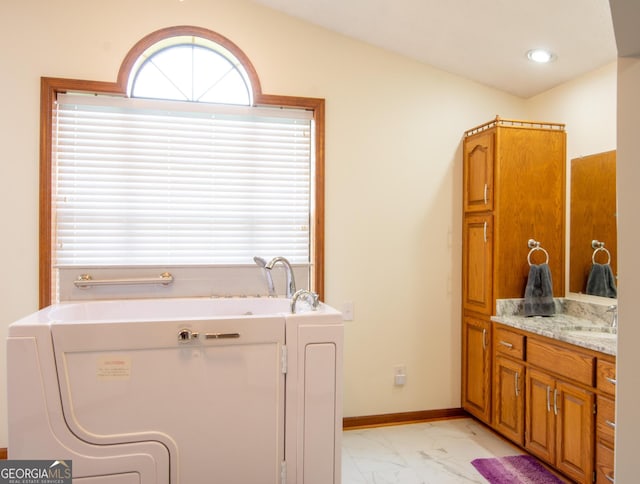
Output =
[
  {"x1": 461, "y1": 117, "x2": 566, "y2": 425},
  {"x1": 491, "y1": 324, "x2": 616, "y2": 484},
  {"x1": 493, "y1": 324, "x2": 598, "y2": 482}
]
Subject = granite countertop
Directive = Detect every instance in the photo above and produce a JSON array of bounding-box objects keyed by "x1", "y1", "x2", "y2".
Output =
[{"x1": 491, "y1": 299, "x2": 617, "y2": 356}]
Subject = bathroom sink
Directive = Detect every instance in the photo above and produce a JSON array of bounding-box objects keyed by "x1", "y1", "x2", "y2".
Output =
[{"x1": 560, "y1": 325, "x2": 617, "y2": 342}]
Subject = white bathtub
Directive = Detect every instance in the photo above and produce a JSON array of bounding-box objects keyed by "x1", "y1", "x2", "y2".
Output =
[
  {"x1": 8, "y1": 297, "x2": 343, "y2": 484},
  {"x1": 45, "y1": 296, "x2": 295, "y2": 322}
]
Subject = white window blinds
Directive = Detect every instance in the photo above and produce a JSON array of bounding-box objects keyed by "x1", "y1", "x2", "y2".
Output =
[{"x1": 53, "y1": 94, "x2": 313, "y2": 267}]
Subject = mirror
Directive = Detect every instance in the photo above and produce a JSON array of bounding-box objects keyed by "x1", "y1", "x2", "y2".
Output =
[{"x1": 569, "y1": 150, "x2": 617, "y2": 297}]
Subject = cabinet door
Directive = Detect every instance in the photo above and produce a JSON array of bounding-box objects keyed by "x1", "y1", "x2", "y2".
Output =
[
  {"x1": 302, "y1": 343, "x2": 339, "y2": 484},
  {"x1": 462, "y1": 214, "x2": 493, "y2": 315},
  {"x1": 555, "y1": 380, "x2": 594, "y2": 484},
  {"x1": 462, "y1": 316, "x2": 491, "y2": 423},
  {"x1": 493, "y1": 355, "x2": 524, "y2": 445},
  {"x1": 463, "y1": 130, "x2": 494, "y2": 212},
  {"x1": 53, "y1": 317, "x2": 286, "y2": 484},
  {"x1": 525, "y1": 368, "x2": 556, "y2": 464}
]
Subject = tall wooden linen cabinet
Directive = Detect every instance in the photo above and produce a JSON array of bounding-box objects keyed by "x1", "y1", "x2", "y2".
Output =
[{"x1": 461, "y1": 117, "x2": 566, "y2": 424}]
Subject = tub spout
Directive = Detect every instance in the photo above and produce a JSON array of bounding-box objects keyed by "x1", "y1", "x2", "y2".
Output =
[
  {"x1": 253, "y1": 256, "x2": 276, "y2": 297},
  {"x1": 291, "y1": 289, "x2": 319, "y2": 313},
  {"x1": 265, "y1": 256, "x2": 296, "y2": 298}
]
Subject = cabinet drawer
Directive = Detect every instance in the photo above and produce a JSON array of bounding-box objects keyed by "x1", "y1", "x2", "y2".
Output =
[
  {"x1": 494, "y1": 327, "x2": 524, "y2": 360},
  {"x1": 595, "y1": 441, "x2": 615, "y2": 484},
  {"x1": 596, "y1": 395, "x2": 616, "y2": 448},
  {"x1": 527, "y1": 338, "x2": 595, "y2": 386},
  {"x1": 597, "y1": 359, "x2": 616, "y2": 396}
]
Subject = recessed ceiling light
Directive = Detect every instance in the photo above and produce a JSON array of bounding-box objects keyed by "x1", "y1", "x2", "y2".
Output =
[{"x1": 527, "y1": 49, "x2": 556, "y2": 63}]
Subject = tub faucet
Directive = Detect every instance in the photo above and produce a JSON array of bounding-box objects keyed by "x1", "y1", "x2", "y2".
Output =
[
  {"x1": 265, "y1": 256, "x2": 296, "y2": 298},
  {"x1": 607, "y1": 304, "x2": 618, "y2": 328},
  {"x1": 291, "y1": 289, "x2": 319, "y2": 313},
  {"x1": 253, "y1": 256, "x2": 276, "y2": 297}
]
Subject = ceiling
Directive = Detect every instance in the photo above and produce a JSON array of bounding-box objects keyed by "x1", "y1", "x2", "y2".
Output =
[{"x1": 251, "y1": 0, "x2": 618, "y2": 98}]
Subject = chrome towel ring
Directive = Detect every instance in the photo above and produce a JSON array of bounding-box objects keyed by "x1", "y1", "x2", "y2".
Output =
[
  {"x1": 527, "y1": 239, "x2": 549, "y2": 266},
  {"x1": 591, "y1": 240, "x2": 612, "y2": 265}
]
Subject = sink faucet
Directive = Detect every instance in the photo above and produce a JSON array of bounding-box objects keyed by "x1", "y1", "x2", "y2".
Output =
[
  {"x1": 265, "y1": 256, "x2": 297, "y2": 298},
  {"x1": 253, "y1": 256, "x2": 276, "y2": 297},
  {"x1": 607, "y1": 304, "x2": 618, "y2": 328}
]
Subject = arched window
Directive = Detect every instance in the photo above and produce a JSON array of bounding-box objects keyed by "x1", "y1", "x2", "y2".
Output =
[
  {"x1": 40, "y1": 26, "x2": 325, "y2": 305},
  {"x1": 128, "y1": 36, "x2": 253, "y2": 104}
]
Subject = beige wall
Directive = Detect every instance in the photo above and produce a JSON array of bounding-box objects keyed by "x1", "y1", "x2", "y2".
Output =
[
  {"x1": 0, "y1": 0, "x2": 616, "y2": 448},
  {"x1": 613, "y1": 55, "x2": 640, "y2": 483},
  {"x1": 527, "y1": 62, "x2": 617, "y2": 160}
]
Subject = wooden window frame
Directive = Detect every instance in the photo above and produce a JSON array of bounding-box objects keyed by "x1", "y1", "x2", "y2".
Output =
[{"x1": 39, "y1": 25, "x2": 325, "y2": 307}]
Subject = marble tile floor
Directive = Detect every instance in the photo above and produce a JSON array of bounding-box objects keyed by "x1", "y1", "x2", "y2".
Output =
[{"x1": 342, "y1": 417, "x2": 567, "y2": 483}]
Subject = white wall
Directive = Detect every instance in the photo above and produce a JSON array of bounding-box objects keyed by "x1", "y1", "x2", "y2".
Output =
[{"x1": 0, "y1": 0, "x2": 620, "y2": 450}]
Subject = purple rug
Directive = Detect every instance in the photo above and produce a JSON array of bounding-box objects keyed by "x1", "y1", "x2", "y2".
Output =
[{"x1": 471, "y1": 455, "x2": 564, "y2": 483}]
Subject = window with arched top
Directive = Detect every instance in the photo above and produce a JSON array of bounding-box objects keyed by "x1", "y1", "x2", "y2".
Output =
[
  {"x1": 40, "y1": 26, "x2": 325, "y2": 306},
  {"x1": 128, "y1": 36, "x2": 253, "y2": 104}
]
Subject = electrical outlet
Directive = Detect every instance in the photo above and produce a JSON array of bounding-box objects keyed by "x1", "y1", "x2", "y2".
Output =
[
  {"x1": 342, "y1": 301, "x2": 354, "y2": 321},
  {"x1": 394, "y1": 365, "x2": 406, "y2": 386}
]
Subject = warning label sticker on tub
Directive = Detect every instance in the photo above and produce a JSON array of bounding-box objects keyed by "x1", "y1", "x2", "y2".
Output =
[{"x1": 97, "y1": 356, "x2": 132, "y2": 380}]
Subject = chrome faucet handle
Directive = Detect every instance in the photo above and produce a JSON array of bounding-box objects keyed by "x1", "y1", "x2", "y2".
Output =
[{"x1": 291, "y1": 289, "x2": 319, "y2": 313}]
